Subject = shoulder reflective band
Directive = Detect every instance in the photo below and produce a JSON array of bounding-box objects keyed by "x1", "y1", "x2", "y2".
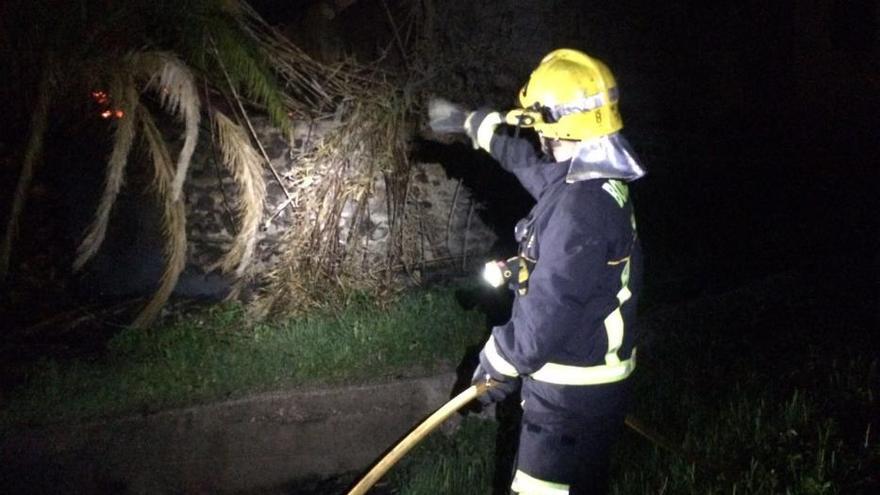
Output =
[
  {"x1": 601, "y1": 179, "x2": 629, "y2": 208},
  {"x1": 476, "y1": 111, "x2": 503, "y2": 152},
  {"x1": 484, "y1": 335, "x2": 519, "y2": 378},
  {"x1": 530, "y1": 349, "x2": 636, "y2": 385},
  {"x1": 511, "y1": 470, "x2": 570, "y2": 495}
]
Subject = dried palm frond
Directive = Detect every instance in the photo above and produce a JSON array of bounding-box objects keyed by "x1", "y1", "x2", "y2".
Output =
[
  {"x1": 212, "y1": 111, "x2": 266, "y2": 277},
  {"x1": 74, "y1": 51, "x2": 199, "y2": 272},
  {"x1": 132, "y1": 107, "x2": 187, "y2": 328},
  {"x1": 73, "y1": 76, "x2": 139, "y2": 272},
  {"x1": 137, "y1": 52, "x2": 201, "y2": 201},
  {"x1": 0, "y1": 56, "x2": 52, "y2": 280}
]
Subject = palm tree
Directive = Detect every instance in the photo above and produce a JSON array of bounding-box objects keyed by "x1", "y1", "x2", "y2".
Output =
[{"x1": 0, "y1": 0, "x2": 331, "y2": 327}]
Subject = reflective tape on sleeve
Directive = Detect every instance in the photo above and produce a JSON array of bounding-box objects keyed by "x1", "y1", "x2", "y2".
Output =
[
  {"x1": 600, "y1": 258, "x2": 633, "y2": 368},
  {"x1": 617, "y1": 285, "x2": 632, "y2": 304},
  {"x1": 530, "y1": 349, "x2": 636, "y2": 386},
  {"x1": 603, "y1": 307, "x2": 624, "y2": 366},
  {"x1": 511, "y1": 470, "x2": 570, "y2": 495},
  {"x1": 484, "y1": 335, "x2": 519, "y2": 377},
  {"x1": 476, "y1": 112, "x2": 503, "y2": 152}
]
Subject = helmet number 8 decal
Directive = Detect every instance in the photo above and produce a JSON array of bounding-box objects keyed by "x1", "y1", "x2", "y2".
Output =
[{"x1": 595, "y1": 109, "x2": 603, "y2": 123}]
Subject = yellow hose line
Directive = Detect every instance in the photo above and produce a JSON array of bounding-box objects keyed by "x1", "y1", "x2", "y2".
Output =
[
  {"x1": 347, "y1": 381, "x2": 692, "y2": 494},
  {"x1": 347, "y1": 380, "x2": 495, "y2": 495}
]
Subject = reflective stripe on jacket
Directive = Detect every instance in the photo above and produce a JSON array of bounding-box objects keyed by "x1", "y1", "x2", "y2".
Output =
[{"x1": 481, "y1": 131, "x2": 643, "y2": 420}]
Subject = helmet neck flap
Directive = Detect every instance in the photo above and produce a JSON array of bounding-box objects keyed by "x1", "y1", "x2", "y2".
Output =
[{"x1": 564, "y1": 132, "x2": 645, "y2": 183}]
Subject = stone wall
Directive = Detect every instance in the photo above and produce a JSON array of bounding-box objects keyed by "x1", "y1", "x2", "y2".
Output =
[{"x1": 182, "y1": 116, "x2": 497, "y2": 295}]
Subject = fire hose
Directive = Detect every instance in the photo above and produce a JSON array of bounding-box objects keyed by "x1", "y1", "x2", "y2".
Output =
[
  {"x1": 347, "y1": 380, "x2": 497, "y2": 495},
  {"x1": 347, "y1": 379, "x2": 688, "y2": 495}
]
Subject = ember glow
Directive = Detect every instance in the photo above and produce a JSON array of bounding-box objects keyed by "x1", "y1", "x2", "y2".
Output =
[
  {"x1": 91, "y1": 90, "x2": 109, "y2": 105},
  {"x1": 91, "y1": 90, "x2": 124, "y2": 119}
]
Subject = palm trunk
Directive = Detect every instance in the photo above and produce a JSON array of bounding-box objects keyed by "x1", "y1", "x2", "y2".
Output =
[{"x1": 0, "y1": 60, "x2": 52, "y2": 281}]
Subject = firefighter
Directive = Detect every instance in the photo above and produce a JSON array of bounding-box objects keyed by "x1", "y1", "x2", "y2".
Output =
[{"x1": 429, "y1": 48, "x2": 645, "y2": 494}]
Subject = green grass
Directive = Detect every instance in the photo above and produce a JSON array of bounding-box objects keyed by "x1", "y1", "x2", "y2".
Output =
[
  {"x1": 389, "y1": 362, "x2": 876, "y2": 495},
  {"x1": 387, "y1": 272, "x2": 879, "y2": 494},
  {"x1": 390, "y1": 417, "x2": 498, "y2": 495},
  {"x1": 609, "y1": 361, "x2": 877, "y2": 494},
  {"x1": 4, "y1": 270, "x2": 875, "y2": 493},
  {"x1": 0, "y1": 288, "x2": 485, "y2": 428}
]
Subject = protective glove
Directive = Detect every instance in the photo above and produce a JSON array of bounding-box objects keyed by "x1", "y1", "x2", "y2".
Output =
[
  {"x1": 463, "y1": 109, "x2": 503, "y2": 152},
  {"x1": 427, "y1": 97, "x2": 469, "y2": 134},
  {"x1": 472, "y1": 358, "x2": 520, "y2": 406}
]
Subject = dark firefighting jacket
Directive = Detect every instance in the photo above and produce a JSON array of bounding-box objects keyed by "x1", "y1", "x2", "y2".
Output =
[{"x1": 480, "y1": 132, "x2": 643, "y2": 421}]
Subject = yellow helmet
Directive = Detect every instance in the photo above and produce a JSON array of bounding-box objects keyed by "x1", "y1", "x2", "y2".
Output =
[{"x1": 514, "y1": 48, "x2": 623, "y2": 140}]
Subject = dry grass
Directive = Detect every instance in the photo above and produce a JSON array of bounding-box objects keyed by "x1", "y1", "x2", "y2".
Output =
[
  {"x1": 252, "y1": 85, "x2": 418, "y2": 316},
  {"x1": 237, "y1": 2, "x2": 365, "y2": 111},
  {"x1": 234, "y1": 4, "x2": 432, "y2": 316}
]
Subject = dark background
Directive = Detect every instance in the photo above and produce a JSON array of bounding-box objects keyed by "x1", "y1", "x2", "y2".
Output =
[
  {"x1": 384, "y1": 0, "x2": 879, "y2": 304},
  {"x1": 1, "y1": 0, "x2": 878, "y2": 328},
  {"x1": 0, "y1": 2, "x2": 876, "y2": 493}
]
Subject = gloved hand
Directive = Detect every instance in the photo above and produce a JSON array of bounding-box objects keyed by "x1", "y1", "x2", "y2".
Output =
[
  {"x1": 472, "y1": 361, "x2": 520, "y2": 406},
  {"x1": 428, "y1": 97, "x2": 469, "y2": 134},
  {"x1": 463, "y1": 109, "x2": 502, "y2": 152},
  {"x1": 428, "y1": 97, "x2": 503, "y2": 153}
]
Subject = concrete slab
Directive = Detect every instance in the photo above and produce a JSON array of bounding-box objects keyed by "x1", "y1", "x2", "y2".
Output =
[{"x1": 1, "y1": 372, "x2": 461, "y2": 494}]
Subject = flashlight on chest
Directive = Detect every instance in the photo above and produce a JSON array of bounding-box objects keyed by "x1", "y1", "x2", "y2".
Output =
[{"x1": 483, "y1": 256, "x2": 531, "y2": 295}]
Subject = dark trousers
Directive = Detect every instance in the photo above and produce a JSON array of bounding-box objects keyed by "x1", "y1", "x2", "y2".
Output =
[{"x1": 511, "y1": 411, "x2": 625, "y2": 495}]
